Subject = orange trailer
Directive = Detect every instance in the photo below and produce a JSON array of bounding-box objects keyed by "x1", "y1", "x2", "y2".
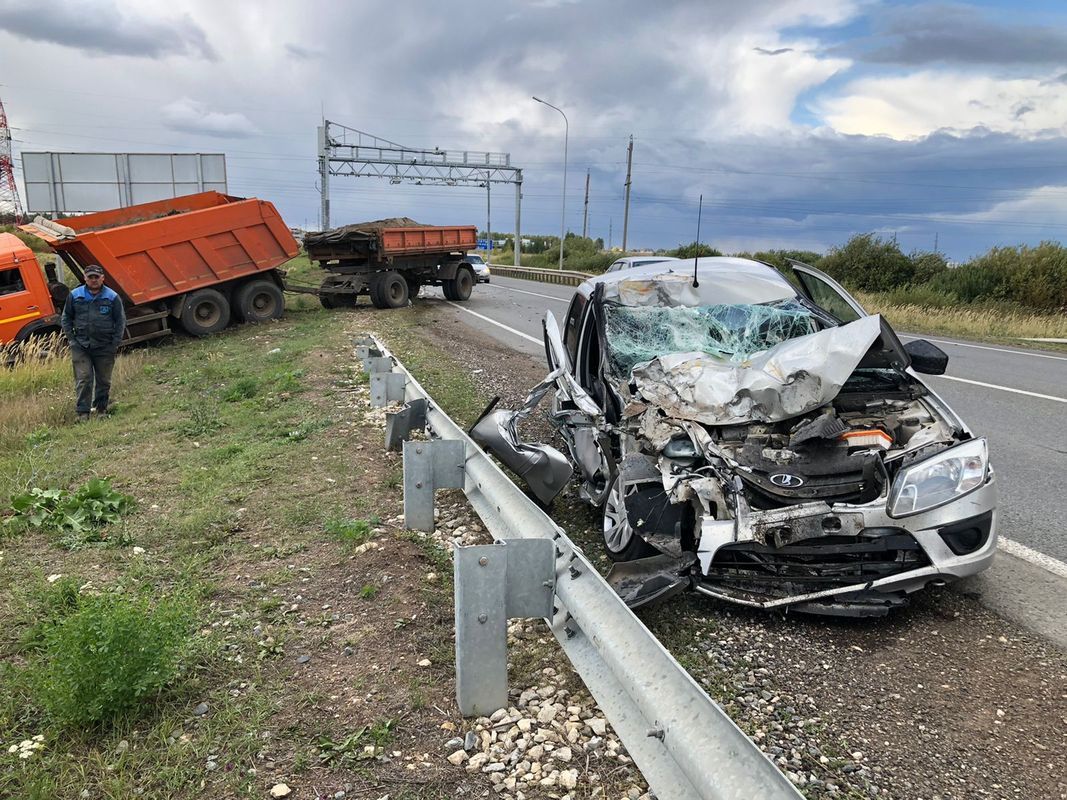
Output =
[
  {"x1": 3, "y1": 192, "x2": 298, "y2": 347},
  {"x1": 303, "y1": 220, "x2": 479, "y2": 309}
]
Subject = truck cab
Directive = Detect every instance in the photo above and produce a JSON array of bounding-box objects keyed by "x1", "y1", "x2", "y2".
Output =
[{"x1": 0, "y1": 233, "x2": 60, "y2": 345}]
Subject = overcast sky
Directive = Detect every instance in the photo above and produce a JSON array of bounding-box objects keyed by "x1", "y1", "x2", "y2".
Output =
[{"x1": 3, "y1": 0, "x2": 1067, "y2": 260}]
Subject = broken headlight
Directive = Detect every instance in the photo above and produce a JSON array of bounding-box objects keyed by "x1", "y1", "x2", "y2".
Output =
[{"x1": 888, "y1": 438, "x2": 988, "y2": 518}]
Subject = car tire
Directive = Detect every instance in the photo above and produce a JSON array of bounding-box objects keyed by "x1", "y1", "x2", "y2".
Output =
[
  {"x1": 234, "y1": 279, "x2": 285, "y2": 323},
  {"x1": 180, "y1": 288, "x2": 230, "y2": 336},
  {"x1": 602, "y1": 474, "x2": 659, "y2": 562}
]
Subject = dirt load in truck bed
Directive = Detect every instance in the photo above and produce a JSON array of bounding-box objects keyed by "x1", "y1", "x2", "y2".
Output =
[{"x1": 304, "y1": 218, "x2": 424, "y2": 248}]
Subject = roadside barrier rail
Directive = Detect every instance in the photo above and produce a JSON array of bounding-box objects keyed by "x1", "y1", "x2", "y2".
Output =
[
  {"x1": 356, "y1": 335, "x2": 802, "y2": 800},
  {"x1": 487, "y1": 263, "x2": 594, "y2": 286}
]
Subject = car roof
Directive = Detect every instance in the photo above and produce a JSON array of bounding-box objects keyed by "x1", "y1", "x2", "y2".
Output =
[{"x1": 580, "y1": 256, "x2": 799, "y2": 306}]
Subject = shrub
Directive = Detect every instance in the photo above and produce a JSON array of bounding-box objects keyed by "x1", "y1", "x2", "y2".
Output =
[
  {"x1": 31, "y1": 592, "x2": 195, "y2": 728},
  {"x1": 818, "y1": 233, "x2": 915, "y2": 291},
  {"x1": 909, "y1": 251, "x2": 950, "y2": 284},
  {"x1": 669, "y1": 241, "x2": 723, "y2": 259}
]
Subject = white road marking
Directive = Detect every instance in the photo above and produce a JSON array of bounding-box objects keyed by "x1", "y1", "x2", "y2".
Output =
[
  {"x1": 486, "y1": 282, "x2": 571, "y2": 303},
  {"x1": 445, "y1": 301, "x2": 542, "y2": 345},
  {"x1": 998, "y1": 537, "x2": 1067, "y2": 579},
  {"x1": 931, "y1": 374, "x2": 1067, "y2": 403},
  {"x1": 902, "y1": 334, "x2": 1067, "y2": 362}
]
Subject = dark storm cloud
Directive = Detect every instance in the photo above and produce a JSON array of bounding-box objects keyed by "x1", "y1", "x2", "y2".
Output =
[
  {"x1": 568, "y1": 128, "x2": 1067, "y2": 259},
  {"x1": 841, "y1": 4, "x2": 1067, "y2": 66},
  {"x1": 0, "y1": 1, "x2": 216, "y2": 60}
]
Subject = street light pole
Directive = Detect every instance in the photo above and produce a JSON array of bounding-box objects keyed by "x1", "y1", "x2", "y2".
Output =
[{"x1": 533, "y1": 96, "x2": 568, "y2": 270}]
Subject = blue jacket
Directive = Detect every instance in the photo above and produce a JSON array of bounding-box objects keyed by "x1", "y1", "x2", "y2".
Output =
[{"x1": 61, "y1": 284, "x2": 126, "y2": 352}]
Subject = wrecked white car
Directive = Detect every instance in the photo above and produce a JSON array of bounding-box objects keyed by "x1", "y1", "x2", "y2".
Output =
[{"x1": 472, "y1": 258, "x2": 997, "y2": 617}]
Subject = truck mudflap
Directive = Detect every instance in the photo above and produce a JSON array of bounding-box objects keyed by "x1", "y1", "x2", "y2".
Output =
[{"x1": 606, "y1": 552, "x2": 696, "y2": 608}]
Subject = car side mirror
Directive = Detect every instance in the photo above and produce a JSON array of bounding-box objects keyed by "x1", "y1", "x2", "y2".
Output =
[{"x1": 905, "y1": 339, "x2": 948, "y2": 375}]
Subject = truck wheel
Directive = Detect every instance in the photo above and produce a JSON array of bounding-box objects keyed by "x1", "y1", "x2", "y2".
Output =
[
  {"x1": 234, "y1": 280, "x2": 285, "y2": 323},
  {"x1": 370, "y1": 271, "x2": 409, "y2": 309},
  {"x1": 444, "y1": 266, "x2": 475, "y2": 301},
  {"x1": 180, "y1": 289, "x2": 231, "y2": 336},
  {"x1": 406, "y1": 277, "x2": 422, "y2": 298}
]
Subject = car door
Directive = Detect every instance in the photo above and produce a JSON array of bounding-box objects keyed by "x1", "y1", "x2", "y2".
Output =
[
  {"x1": 785, "y1": 259, "x2": 866, "y2": 323},
  {"x1": 544, "y1": 306, "x2": 616, "y2": 503},
  {"x1": 0, "y1": 260, "x2": 45, "y2": 344}
]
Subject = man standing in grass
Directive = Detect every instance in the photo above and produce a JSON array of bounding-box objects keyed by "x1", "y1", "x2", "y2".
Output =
[{"x1": 61, "y1": 265, "x2": 125, "y2": 422}]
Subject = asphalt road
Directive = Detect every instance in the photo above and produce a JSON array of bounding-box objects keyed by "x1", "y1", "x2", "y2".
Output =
[{"x1": 426, "y1": 275, "x2": 1067, "y2": 567}]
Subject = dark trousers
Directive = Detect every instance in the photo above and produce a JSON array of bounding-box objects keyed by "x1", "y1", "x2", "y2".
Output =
[{"x1": 71, "y1": 346, "x2": 116, "y2": 414}]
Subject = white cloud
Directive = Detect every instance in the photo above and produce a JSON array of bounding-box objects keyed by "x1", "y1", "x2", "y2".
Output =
[
  {"x1": 815, "y1": 71, "x2": 1067, "y2": 139},
  {"x1": 161, "y1": 99, "x2": 260, "y2": 138}
]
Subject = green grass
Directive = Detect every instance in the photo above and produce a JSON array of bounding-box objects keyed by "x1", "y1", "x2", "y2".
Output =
[{"x1": 0, "y1": 304, "x2": 389, "y2": 797}]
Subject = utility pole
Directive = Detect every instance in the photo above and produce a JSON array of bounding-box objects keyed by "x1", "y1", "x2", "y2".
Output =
[
  {"x1": 621, "y1": 135, "x2": 633, "y2": 253},
  {"x1": 486, "y1": 179, "x2": 491, "y2": 258},
  {"x1": 317, "y1": 124, "x2": 330, "y2": 230},
  {"x1": 608, "y1": 218, "x2": 613, "y2": 251},
  {"x1": 582, "y1": 169, "x2": 590, "y2": 239},
  {"x1": 933, "y1": 231, "x2": 939, "y2": 254}
]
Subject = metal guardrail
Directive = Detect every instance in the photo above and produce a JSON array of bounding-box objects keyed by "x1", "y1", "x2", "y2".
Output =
[
  {"x1": 357, "y1": 335, "x2": 802, "y2": 800},
  {"x1": 487, "y1": 263, "x2": 594, "y2": 286}
]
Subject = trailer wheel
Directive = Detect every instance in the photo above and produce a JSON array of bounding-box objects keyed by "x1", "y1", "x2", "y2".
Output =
[
  {"x1": 180, "y1": 288, "x2": 231, "y2": 336},
  {"x1": 406, "y1": 277, "x2": 422, "y2": 299},
  {"x1": 443, "y1": 266, "x2": 475, "y2": 301},
  {"x1": 235, "y1": 280, "x2": 285, "y2": 323},
  {"x1": 370, "y1": 271, "x2": 409, "y2": 309}
]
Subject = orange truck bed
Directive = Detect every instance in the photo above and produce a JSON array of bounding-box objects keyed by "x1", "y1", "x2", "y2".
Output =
[
  {"x1": 303, "y1": 222, "x2": 477, "y2": 262},
  {"x1": 21, "y1": 191, "x2": 298, "y2": 307},
  {"x1": 378, "y1": 226, "x2": 478, "y2": 256}
]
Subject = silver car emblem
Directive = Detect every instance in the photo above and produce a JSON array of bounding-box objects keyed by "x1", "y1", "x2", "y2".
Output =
[{"x1": 770, "y1": 473, "x2": 805, "y2": 488}]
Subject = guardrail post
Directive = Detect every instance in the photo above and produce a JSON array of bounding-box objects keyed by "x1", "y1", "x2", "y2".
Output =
[
  {"x1": 370, "y1": 372, "x2": 406, "y2": 407},
  {"x1": 455, "y1": 539, "x2": 555, "y2": 716},
  {"x1": 385, "y1": 398, "x2": 427, "y2": 451},
  {"x1": 402, "y1": 439, "x2": 465, "y2": 531}
]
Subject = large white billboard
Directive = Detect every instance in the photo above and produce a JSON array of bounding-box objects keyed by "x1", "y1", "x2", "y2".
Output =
[{"x1": 22, "y1": 152, "x2": 227, "y2": 213}]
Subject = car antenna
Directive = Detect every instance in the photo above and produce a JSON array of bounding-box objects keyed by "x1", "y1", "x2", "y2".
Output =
[{"x1": 692, "y1": 193, "x2": 702, "y2": 288}]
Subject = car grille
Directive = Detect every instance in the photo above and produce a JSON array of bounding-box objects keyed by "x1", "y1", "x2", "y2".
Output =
[{"x1": 703, "y1": 529, "x2": 929, "y2": 599}]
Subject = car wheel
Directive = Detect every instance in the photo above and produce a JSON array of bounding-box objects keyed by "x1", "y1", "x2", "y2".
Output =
[{"x1": 602, "y1": 474, "x2": 658, "y2": 562}]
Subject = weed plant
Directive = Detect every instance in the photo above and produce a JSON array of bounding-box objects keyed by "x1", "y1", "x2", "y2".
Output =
[
  {"x1": 31, "y1": 592, "x2": 196, "y2": 729},
  {"x1": 5, "y1": 478, "x2": 134, "y2": 548},
  {"x1": 325, "y1": 517, "x2": 373, "y2": 546}
]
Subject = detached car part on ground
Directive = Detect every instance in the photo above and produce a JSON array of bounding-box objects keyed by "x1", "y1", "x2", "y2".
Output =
[{"x1": 472, "y1": 258, "x2": 996, "y2": 617}]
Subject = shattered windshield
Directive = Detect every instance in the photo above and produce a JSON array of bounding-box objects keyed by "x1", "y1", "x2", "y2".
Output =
[{"x1": 604, "y1": 300, "x2": 821, "y2": 377}]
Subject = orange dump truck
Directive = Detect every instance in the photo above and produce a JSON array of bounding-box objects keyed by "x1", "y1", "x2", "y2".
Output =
[
  {"x1": 1, "y1": 191, "x2": 298, "y2": 348},
  {"x1": 302, "y1": 219, "x2": 479, "y2": 308}
]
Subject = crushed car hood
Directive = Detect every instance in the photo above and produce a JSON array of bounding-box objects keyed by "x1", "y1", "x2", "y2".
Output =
[{"x1": 628, "y1": 314, "x2": 884, "y2": 426}]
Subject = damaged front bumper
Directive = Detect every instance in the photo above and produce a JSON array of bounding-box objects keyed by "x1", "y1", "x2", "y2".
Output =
[{"x1": 692, "y1": 473, "x2": 998, "y2": 616}]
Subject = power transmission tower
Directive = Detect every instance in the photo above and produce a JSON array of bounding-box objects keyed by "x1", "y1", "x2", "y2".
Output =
[
  {"x1": 582, "y1": 169, "x2": 589, "y2": 239},
  {"x1": 621, "y1": 135, "x2": 633, "y2": 252},
  {"x1": 0, "y1": 96, "x2": 25, "y2": 223}
]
